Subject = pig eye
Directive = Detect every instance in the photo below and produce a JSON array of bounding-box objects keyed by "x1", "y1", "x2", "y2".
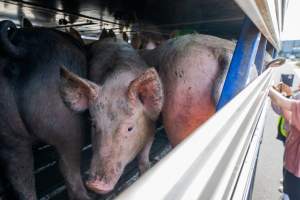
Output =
[{"x1": 127, "y1": 127, "x2": 133, "y2": 132}]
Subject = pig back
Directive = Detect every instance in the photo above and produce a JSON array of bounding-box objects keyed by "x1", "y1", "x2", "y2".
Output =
[
  {"x1": 88, "y1": 38, "x2": 148, "y2": 85},
  {"x1": 3, "y1": 28, "x2": 88, "y2": 143},
  {"x1": 148, "y1": 34, "x2": 235, "y2": 146}
]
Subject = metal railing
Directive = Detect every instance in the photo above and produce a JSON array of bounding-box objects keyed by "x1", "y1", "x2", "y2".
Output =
[{"x1": 115, "y1": 68, "x2": 273, "y2": 200}]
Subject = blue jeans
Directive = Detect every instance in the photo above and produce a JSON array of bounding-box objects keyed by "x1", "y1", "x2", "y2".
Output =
[{"x1": 283, "y1": 168, "x2": 300, "y2": 200}]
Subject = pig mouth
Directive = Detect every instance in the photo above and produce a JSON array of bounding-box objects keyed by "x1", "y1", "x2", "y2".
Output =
[
  {"x1": 86, "y1": 167, "x2": 124, "y2": 194},
  {"x1": 86, "y1": 178, "x2": 116, "y2": 194}
]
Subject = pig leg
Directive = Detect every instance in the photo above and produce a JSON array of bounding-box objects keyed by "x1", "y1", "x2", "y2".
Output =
[
  {"x1": 138, "y1": 135, "x2": 154, "y2": 174},
  {"x1": 0, "y1": 143, "x2": 37, "y2": 200},
  {"x1": 55, "y1": 142, "x2": 90, "y2": 200}
]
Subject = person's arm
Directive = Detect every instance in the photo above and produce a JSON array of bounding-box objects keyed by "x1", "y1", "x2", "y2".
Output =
[
  {"x1": 270, "y1": 86, "x2": 300, "y2": 131},
  {"x1": 271, "y1": 101, "x2": 282, "y2": 115},
  {"x1": 282, "y1": 109, "x2": 292, "y2": 124},
  {"x1": 269, "y1": 87, "x2": 294, "y2": 111},
  {"x1": 283, "y1": 91, "x2": 300, "y2": 124}
]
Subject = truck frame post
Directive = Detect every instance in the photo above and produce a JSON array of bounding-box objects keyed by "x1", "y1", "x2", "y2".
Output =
[
  {"x1": 217, "y1": 16, "x2": 261, "y2": 110},
  {"x1": 255, "y1": 35, "x2": 267, "y2": 74}
]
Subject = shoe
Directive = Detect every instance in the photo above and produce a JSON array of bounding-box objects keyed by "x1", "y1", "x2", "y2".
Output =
[
  {"x1": 281, "y1": 193, "x2": 290, "y2": 200},
  {"x1": 278, "y1": 185, "x2": 284, "y2": 193}
]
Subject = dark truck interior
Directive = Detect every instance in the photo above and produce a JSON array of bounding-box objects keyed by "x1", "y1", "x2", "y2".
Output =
[{"x1": 0, "y1": 0, "x2": 245, "y2": 199}]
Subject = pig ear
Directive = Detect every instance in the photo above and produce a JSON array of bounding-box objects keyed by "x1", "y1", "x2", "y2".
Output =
[
  {"x1": 99, "y1": 28, "x2": 109, "y2": 40},
  {"x1": 22, "y1": 18, "x2": 33, "y2": 28},
  {"x1": 67, "y1": 27, "x2": 84, "y2": 44},
  {"x1": 59, "y1": 66, "x2": 100, "y2": 112},
  {"x1": 128, "y1": 68, "x2": 163, "y2": 120}
]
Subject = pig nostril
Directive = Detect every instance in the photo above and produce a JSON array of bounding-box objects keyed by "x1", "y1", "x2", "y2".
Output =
[{"x1": 128, "y1": 127, "x2": 133, "y2": 132}]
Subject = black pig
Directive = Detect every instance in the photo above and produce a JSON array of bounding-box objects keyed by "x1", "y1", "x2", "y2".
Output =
[{"x1": 0, "y1": 20, "x2": 90, "y2": 200}]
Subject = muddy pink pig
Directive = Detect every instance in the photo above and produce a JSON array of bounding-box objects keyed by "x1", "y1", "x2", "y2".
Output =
[
  {"x1": 141, "y1": 34, "x2": 235, "y2": 146},
  {"x1": 59, "y1": 38, "x2": 163, "y2": 194}
]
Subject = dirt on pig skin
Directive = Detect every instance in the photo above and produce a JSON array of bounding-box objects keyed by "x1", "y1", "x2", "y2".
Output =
[{"x1": 141, "y1": 34, "x2": 235, "y2": 146}]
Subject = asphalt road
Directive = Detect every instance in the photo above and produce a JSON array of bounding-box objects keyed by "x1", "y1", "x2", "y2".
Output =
[{"x1": 252, "y1": 103, "x2": 284, "y2": 200}]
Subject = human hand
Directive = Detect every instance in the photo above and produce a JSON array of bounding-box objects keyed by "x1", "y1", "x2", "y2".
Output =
[{"x1": 273, "y1": 82, "x2": 292, "y2": 97}]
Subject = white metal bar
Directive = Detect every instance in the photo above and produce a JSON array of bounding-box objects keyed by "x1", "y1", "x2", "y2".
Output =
[
  {"x1": 234, "y1": 0, "x2": 281, "y2": 50},
  {"x1": 231, "y1": 98, "x2": 269, "y2": 200}
]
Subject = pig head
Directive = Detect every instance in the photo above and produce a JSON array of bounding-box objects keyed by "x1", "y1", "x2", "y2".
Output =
[{"x1": 59, "y1": 66, "x2": 163, "y2": 194}]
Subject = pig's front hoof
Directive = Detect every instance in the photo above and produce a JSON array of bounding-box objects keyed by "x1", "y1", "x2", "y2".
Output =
[
  {"x1": 139, "y1": 161, "x2": 151, "y2": 175},
  {"x1": 86, "y1": 180, "x2": 114, "y2": 194},
  {"x1": 74, "y1": 194, "x2": 91, "y2": 200}
]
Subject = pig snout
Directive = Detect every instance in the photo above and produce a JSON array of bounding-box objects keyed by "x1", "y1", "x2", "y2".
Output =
[
  {"x1": 86, "y1": 163, "x2": 123, "y2": 194},
  {"x1": 86, "y1": 178, "x2": 115, "y2": 194}
]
